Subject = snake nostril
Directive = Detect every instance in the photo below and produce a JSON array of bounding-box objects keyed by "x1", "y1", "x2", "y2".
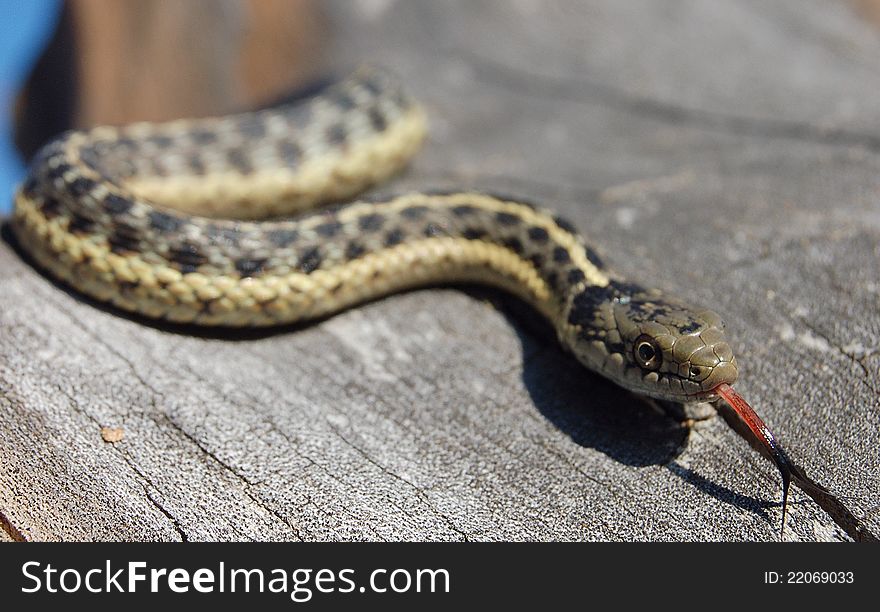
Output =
[{"x1": 689, "y1": 366, "x2": 704, "y2": 379}]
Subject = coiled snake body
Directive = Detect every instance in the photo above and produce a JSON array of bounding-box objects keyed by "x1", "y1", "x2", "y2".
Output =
[{"x1": 13, "y1": 68, "x2": 738, "y2": 403}]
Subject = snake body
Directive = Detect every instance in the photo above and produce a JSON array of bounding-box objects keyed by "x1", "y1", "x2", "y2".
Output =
[{"x1": 13, "y1": 68, "x2": 737, "y2": 402}]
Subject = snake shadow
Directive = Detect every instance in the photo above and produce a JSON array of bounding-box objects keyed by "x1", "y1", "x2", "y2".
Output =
[
  {"x1": 3, "y1": 222, "x2": 779, "y2": 521},
  {"x1": 499, "y1": 296, "x2": 686, "y2": 468},
  {"x1": 498, "y1": 296, "x2": 780, "y2": 521}
]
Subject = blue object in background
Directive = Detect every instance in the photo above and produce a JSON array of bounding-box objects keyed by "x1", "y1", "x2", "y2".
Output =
[{"x1": 0, "y1": 0, "x2": 61, "y2": 214}]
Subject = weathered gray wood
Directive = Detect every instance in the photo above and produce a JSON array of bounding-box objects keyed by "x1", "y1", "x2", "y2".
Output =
[{"x1": 1, "y1": 0, "x2": 878, "y2": 541}]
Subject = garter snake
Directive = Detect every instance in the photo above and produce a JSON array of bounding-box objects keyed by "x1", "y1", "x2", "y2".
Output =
[{"x1": 13, "y1": 67, "x2": 739, "y2": 404}]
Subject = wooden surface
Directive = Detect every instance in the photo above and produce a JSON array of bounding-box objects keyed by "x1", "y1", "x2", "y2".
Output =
[
  {"x1": 1, "y1": 0, "x2": 878, "y2": 541},
  {"x1": 68, "y1": 0, "x2": 326, "y2": 125}
]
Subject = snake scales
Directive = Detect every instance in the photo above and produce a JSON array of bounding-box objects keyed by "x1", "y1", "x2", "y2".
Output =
[{"x1": 12, "y1": 67, "x2": 739, "y2": 403}]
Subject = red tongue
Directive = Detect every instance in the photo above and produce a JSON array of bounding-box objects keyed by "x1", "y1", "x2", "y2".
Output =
[
  {"x1": 715, "y1": 383, "x2": 776, "y2": 449},
  {"x1": 715, "y1": 383, "x2": 792, "y2": 537}
]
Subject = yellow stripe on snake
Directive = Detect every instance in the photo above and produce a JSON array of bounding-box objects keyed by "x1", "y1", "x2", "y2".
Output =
[{"x1": 12, "y1": 67, "x2": 737, "y2": 403}]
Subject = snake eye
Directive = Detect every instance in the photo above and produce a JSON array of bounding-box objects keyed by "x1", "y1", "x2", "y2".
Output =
[{"x1": 633, "y1": 334, "x2": 662, "y2": 371}]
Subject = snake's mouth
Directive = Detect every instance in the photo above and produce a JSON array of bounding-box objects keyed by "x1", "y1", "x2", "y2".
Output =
[
  {"x1": 636, "y1": 358, "x2": 737, "y2": 402},
  {"x1": 688, "y1": 386, "x2": 725, "y2": 402},
  {"x1": 696, "y1": 359, "x2": 738, "y2": 398},
  {"x1": 670, "y1": 384, "x2": 723, "y2": 403}
]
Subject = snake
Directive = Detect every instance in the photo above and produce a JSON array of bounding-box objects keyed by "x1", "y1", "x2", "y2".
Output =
[{"x1": 11, "y1": 67, "x2": 796, "y2": 531}]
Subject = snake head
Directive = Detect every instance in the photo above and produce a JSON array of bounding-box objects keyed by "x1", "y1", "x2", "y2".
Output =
[{"x1": 564, "y1": 281, "x2": 738, "y2": 402}]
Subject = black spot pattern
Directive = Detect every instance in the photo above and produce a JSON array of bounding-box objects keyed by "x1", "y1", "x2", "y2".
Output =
[
  {"x1": 358, "y1": 213, "x2": 384, "y2": 231},
  {"x1": 39, "y1": 197, "x2": 62, "y2": 218},
  {"x1": 235, "y1": 257, "x2": 267, "y2": 277},
  {"x1": 188, "y1": 153, "x2": 206, "y2": 175},
  {"x1": 67, "y1": 212, "x2": 95, "y2": 234},
  {"x1": 423, "y1": 223, "x2": 445, "y2": 237},
  {"x1": 567, "y1": 284, "x2": 617, "y2": 326},
  {"x1": 552, "y1": 247, "x2": 571, "y2": 263},
  {"x1": 315, "y1": 221, "x2": 342, "y2": 238},
  {"x1": 384, "y1": 228, "x2": 405, "y2": 246},
  {"x1": 118, "y1": 280, "x2": 139, "y2": 293},
  {"x1": 553, "y1": 215, "x2": 578, "y2": 234},
  {"x1": 582, "y1": 280, "x2": 656, "y2": 327},
  {"x1": 47, "y1": 163, "x2": 72, "y2": 183},
  {"x1": 103, "y1": 193, "x2": 134, "y2": 215},
  {"x1": 77, "y1": 147, "x2": 103, "y2": 172},
  {"x1": 367, "y1": 106, "x2": 387, "y2": 131},
  {"x1": 495, "y1": 211, "x2": 520, "y2": 226},
  {"x1": 326, "y1": 124, "x2": 348, "y2": 145},
  {"x1": 68, "y1": 176, "x2": 97, "y2": 197},
  {"x1": 679, "y1": 321, "x2": 701, "y2": 334},
  {"x1": 402, "y1": 205, "x2": 428, "y2": 219},
  {"x1": 190, "y1": 130, "x2": 217, "y2": 145},
  {"x1": 298, "y1": 247, "x2": 322, "y2": 273},
  {"x1": 503, "y1": 237, "x2": 524, "y2": 254},
  {"x1": 152, "y1": 157, "x2": 171, "y2": 177},
  {"x1": 452, "y1": 205, "x2": 478, "y2": 217},
  {"x1": 584, "y1": 247, "x2": 604, "y2": 269},
  {"x1": 107, "y1": 224, "x2": 141, "y2": 253},
  {"x1": 227, "y1": 148, "x2": 252, "y2": 173},
  {"x1": 331, "y1": 91, "x2": 356, "y2": 111},
  {"x1": 114, "y1": 136, "x2": 139, "y2": 151},
  {"x1": 527, "y1": 226, "x2": 549, "y2": 243},
  {"x1": 462, "y1": 228, "x2": 487, "y2": 240},
  {"x1": 147, "y1": 134, "x2": 174, "y2": 148},
  {"x1": 204, "y1": 226, "x2": 241, "y2": 248},
  {"x1": 567, "y1": 269, "x2": 586, "y2": 285},
  {"x1": 266, "y1": 229, "x2": 298, "y2": 247},
  {"x1": 345, "y1": 242, "x2": 366, "y2": 259},
  {"x1": 278, "y1": 141, "x2": 301, "y2": 164},
  {"x1": 149, "y1": 211, "x2": 184, "y2": 233},
  {"x1": 169, "y1": 243, "x2": 208, "y2": 269}
]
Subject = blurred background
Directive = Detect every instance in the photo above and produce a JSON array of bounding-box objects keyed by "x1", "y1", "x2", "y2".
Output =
[{"x1": 0, "y1": 0, "x2": 59, "y2": 214}]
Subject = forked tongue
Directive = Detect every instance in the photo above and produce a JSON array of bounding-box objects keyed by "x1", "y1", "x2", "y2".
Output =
[{"x1": 715, "y1": 383, "x2": 792, "y2": 537}]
